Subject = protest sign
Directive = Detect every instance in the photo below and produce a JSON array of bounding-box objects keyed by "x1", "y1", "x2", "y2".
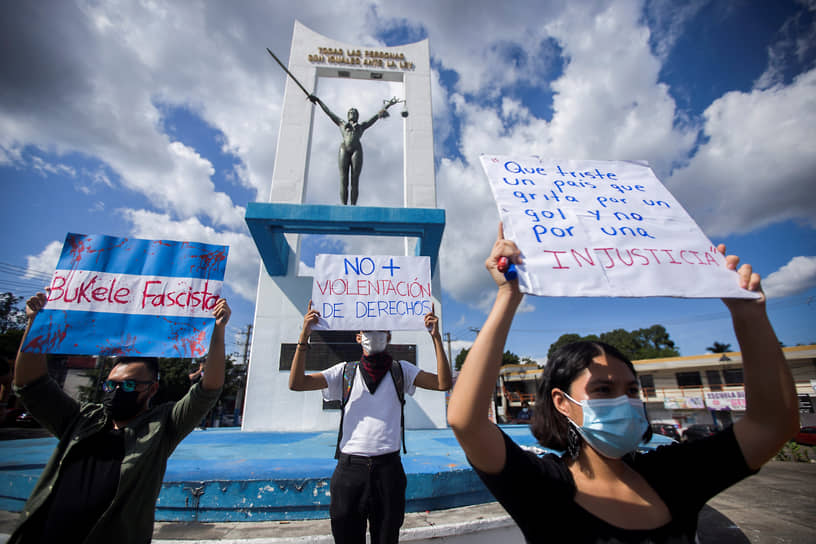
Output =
[
  {"x1": 311, "y1": 254, "x2": 432, "y2": 331},
  {"x1": 23, "y1": 233, "x2": 229, "y2": 358},
  {"x1": 480, "y1": 156, "x2": 759, "y2": 298}
]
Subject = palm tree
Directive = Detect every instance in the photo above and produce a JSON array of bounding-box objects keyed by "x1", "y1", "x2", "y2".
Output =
[{"x1": 706, "y1": 341, "x2": 731, "y2": 353}]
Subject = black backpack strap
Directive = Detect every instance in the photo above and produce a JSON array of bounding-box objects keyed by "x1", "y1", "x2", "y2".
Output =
[
  {"x1": 390, "y1": 361, "x2": 406, "y2": 454},
  {"x1": 335, "y1": 361, "x2": 358, "y2": 459}
]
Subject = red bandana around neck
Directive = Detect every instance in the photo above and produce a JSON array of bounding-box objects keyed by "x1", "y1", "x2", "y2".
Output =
[{"x1": 359, "y1": 352, "x2": 393, "y2": 393}]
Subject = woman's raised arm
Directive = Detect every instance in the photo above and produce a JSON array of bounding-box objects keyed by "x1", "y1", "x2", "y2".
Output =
[
  {"x1": 722, "y1": 247, "x2": 799, "y2": 469},
  {"x1": 448, "y1": 224, "x2": 523, "y2": 474}
]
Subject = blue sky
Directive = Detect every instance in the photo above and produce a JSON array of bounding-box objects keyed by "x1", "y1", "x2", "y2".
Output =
[{"x1": 1, "y1": 0, "x2": 815, "y2": 363}]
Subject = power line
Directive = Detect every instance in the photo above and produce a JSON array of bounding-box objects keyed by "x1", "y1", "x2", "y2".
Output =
[
  {"x1": 0, "y1": 261, "x2": 53, "y2": 279},
  {"x1": 477, "y1": 295, "x2": 814, "y2": 336}
]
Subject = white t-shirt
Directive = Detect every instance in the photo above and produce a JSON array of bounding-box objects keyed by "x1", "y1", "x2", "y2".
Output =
[{"x1": 322, "y1": 360, "x2": 421, "y2": 456}]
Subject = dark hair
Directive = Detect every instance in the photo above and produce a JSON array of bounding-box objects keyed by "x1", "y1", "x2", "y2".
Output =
[
  {"x1": 113, "y1": 356, "x2": 160, "y2": 381},
  {"x1": 530, "y1": 341, "x2": 651, "y2": 454}
]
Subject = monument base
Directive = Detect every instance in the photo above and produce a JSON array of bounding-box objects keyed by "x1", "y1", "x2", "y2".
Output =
[{"x1": 0, "y1": 426, "x2": 539, "y2": 522}]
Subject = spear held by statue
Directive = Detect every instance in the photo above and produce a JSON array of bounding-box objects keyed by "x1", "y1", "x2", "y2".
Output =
[
  {"x1": 266, "y1": 48, "x2": 312, "y2": 97},
  {"x1": 265, "y1": 47, "x2": 405, "y2": 114}
]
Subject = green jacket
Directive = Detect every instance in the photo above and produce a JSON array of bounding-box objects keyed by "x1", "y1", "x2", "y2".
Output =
[{"x1": 9, "y1": 375, "x2": 221, "y2": 544}]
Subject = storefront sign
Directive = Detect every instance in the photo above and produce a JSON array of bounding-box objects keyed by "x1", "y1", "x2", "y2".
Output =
[
  {"x1": 704, "y1": 390, "x2": 746, "y2": 411},
  {"x1": 663, "y1": 396, "x2": 704, "y2": 410}
]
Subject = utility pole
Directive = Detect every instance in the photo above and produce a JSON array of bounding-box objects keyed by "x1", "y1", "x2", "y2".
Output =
[
  {"x1": 240, "y1": 324, "x2": 253, "y2": 366},
  {"x1": 234, "y1": 324, "x2": 253, "y2": 426},
  {"x1": 444, "y1": 332, "x2": 453, "y2": 370}
]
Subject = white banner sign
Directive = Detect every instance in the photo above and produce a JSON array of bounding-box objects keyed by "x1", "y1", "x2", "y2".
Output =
[
  {"x1": 480, "y1": 156, "x2": 759, "y2": 298},
  {"x1": 46, "y1": 270, "x2": 221, "y2": 317},
  {"x1": 704, "y1": 390, "x2": 746, "y2": 411},
  {"x1": 311, "y1": 254, "x2": 432, "y2": 331},
  {"x1": 663, "y1": 396, "x2": 705, "y2": 410}
]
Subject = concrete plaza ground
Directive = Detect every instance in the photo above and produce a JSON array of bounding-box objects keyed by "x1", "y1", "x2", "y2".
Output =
[{"x1": 1, "y1": 426, "x2": 814, "y2": 543}]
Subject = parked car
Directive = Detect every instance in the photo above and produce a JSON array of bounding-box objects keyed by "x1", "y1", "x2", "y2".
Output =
[
  {"x1": 14, "y1": 412, "x2": 40, "y2": 428},
  {"x1": 650, "y1": 423, "x2": 681, "y2": 442},
  {"x1": 637, "y1": 432, "x2": 676, "y2": 453},
  {"x1": 682, "y1": 424, "x2": 718, "y2": 442},
  {"x1": 794, "y1": 426, "x2": 816, "y2": 446}
]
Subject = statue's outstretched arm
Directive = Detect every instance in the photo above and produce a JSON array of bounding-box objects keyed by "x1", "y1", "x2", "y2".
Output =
[
  {"x1": 360, "y1": 97, "x2": 401, "y2": 131},
  {"x1": 309, "y1": 95, "x2": 343, "y2": 126}
]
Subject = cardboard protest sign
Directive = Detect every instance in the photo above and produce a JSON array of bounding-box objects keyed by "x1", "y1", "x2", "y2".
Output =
[
  {"x1": 480, "y1": 156, "x2": 758, "y2": 298},
  {"x1": 311, "y1": 254, "x2": 432, "y2": 331},
  {"x1": 23, "y1": 233, "x2": 229, "y2": 357}
]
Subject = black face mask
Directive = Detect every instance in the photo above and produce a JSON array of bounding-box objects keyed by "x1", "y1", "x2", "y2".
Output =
[{"x1": 103, "y1": 388, "x2": 143, "y2": 421}]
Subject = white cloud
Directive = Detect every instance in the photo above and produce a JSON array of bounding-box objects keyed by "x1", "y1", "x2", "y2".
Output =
[
  {"x1": 666, "y1": 68, "x2": 816, "y2": 238},
  {"x1": 25, "y1": 241, "x2": 64, "y2": 279},
  {"x1": 0, "y1": 2, "x2": 283, "y2": 228},
  {"x1": 436, "y1": 0, "x2": 699, "y2": 307},
  {"x1": 120, "y1": 209, "x2": 259, "y2": 303},
  {"x1": 763, "y1": 256, "x2": 816, "y2": 298}
]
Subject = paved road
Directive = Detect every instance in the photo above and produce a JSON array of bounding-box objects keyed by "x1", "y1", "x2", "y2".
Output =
[
  {"x1": 1, "y1": 459, "x2": 813, "y2": 542},
  {"x1": 701, "y1": 460, "x2": 816, "y2": 543},
  {"x1": 0, "y1": 427, "x2": 52, "y2": 441}
]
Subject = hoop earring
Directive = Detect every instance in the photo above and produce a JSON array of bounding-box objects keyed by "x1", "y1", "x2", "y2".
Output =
[{"x1": 567, "y1": 425, "x2": 582, "y2": 460}]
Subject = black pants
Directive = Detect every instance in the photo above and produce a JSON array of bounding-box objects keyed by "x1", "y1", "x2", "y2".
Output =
[{"x1": 330, "y1": 452, "x2": 407, "y2": 544}]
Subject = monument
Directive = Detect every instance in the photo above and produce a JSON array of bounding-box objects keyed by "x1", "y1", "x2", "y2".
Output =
[{"x1": 243, "y1": 21, "x2": 446, "y2": 432}]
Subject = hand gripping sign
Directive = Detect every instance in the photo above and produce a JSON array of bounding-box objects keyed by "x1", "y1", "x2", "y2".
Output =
[
  {"x1": 480, "y1": 156, "x2": 759, "y2": 299},
  {"x1": 311, "y1": 254, "x2": 432, "y2": 331},
  {"x1": 23, "y1": 233, "x2": 229, "y2": 358}
]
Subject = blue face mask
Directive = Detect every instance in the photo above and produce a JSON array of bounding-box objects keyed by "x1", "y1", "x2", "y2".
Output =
[{"x1": 564, "y1": 393, "x2": 648, "y2": 459}]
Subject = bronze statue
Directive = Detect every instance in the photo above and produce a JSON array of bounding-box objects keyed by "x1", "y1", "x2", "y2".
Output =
[
  {"x1": 265, "y1": 49, "x2": 405, "y2": 206},
  {"x1": 309, "y1": 95, "x2": 401, "y2": 205}
]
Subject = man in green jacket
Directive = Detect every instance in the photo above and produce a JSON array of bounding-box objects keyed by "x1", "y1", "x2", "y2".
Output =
[{"x1": 8, "y1": 292, "x2": 231, "y2": 544}]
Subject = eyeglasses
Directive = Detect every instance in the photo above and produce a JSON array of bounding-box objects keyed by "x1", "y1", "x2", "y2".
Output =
[{"x1": 102, "y1": 379, "x2": 155, "y2": 393}]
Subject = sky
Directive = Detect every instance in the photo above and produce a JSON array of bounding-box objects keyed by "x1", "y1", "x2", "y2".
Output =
[{"x1": 1, "y1": 0, "x2": 815, "y2": 364}]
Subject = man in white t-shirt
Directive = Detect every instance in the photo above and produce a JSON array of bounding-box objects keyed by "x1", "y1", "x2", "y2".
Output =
[{"x1": 289, "y1": 301, "x2": 452, "y2": 544}]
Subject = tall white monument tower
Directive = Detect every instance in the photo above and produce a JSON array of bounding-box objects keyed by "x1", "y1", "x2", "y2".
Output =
[{"x1": 243, "y1": 22, "x2": 445, "y2": 431}]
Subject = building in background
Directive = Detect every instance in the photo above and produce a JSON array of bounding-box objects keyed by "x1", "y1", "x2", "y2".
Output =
[
  {"x1": 496, "y1": 345, "x2": 816, "y2": 431},
  {"x1": 635, "y1": 344, "x2": 816, "y2": 431},
  {"x1": 495, "y1": 363, "x2": 541, "y2": 423}
]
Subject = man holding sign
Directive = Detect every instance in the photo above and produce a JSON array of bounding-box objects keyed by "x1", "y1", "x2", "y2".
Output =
[
  {"x1": 289, "y1": 298, "x2": 451, "y2": 544},
  {"x1": 8, "y1": 293, "x2": 230, "y2": 544},
  {"x1": 7, "y1": 232, "x2": 231, "y2": 544}
]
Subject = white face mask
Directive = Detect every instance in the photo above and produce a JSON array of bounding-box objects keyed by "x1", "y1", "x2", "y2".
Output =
[{"x1": 360, "y1": 331, "x2": 388, "y2": 354}]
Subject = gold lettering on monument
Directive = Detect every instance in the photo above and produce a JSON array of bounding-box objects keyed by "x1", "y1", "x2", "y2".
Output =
[{"x1": 307, "y1": 46, "x2": 415, "y2": 71}]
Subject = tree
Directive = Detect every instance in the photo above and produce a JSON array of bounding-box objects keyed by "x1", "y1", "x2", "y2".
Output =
[
  {"x1": 0, "y1": 292, "x2": 26, "y2": 362},
  {"x1": 706, "y1": 341, "x2": 731, "y2": 353},
  {"x1": 454, "y1": 348, "x2": 521, "y2": 370},
  {"x1": 502, "y1": 350, "x2": 520, "y2": 366},
  {"x1": 598, "y1": 329, "x2": 641, "y2": 359},
  {"x1": 454, "y1": 348, "x2": 469, "y2": 371},
  {"x1": 627, "y1": 324, "x2": 679, "y2": 360},
  {"x1": 0, "y1": 292, "x2": 26, "y2": 334},
  {"x1": 547, "y1": 333, "x2": 598, "y2": 359},
  {"x1": 79, "y1": 355, "x2": 240, "y2": 405},
  {"x1": 547, "y1": 325, "x2": 679, "y2": 361}
]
